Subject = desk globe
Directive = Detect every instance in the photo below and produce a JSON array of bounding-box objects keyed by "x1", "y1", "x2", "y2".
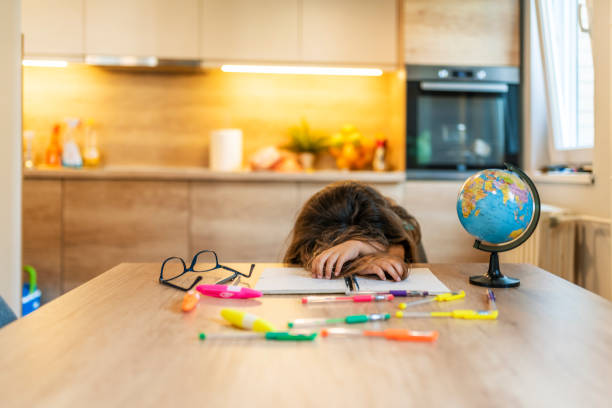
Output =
[{"x1": 456, "y1": 163, "x2": 541, "y2": 288}]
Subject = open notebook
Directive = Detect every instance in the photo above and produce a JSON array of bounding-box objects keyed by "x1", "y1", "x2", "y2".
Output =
[{"x1": 254, "y1": 267, "x2": 450, "y2": 294}]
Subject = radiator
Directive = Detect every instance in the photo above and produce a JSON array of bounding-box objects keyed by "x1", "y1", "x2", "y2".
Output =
[{"x1": 500, "y1": 205, "x2": 611, "y2": 300}]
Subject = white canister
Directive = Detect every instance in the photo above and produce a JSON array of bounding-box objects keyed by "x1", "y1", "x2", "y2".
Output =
[{"x1": 209, "y1": 129, "x2": 243, "y2": 171}]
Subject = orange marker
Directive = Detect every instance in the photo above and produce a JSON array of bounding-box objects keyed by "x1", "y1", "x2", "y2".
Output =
[
  {"x1": 181, "y1": 290, "x2": 200, "y2": 312},
  {"x1": 321, "y1": 327, "x2": 438, "y2": 342}
]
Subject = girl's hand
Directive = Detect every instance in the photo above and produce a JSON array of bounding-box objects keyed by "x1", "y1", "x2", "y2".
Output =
[
  {"x1": 352, "y1": 254, "x2": 406, "y2": 282},
  {"x1": 311, "y1": 240, "x2": 377, "y2": 279}
]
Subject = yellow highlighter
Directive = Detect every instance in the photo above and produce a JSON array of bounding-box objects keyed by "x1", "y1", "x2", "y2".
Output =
[
  {"x1": 220, "y1": 309, "x2": 276, "y2": 332},
  {"x1": 396, "y1": 309, "x2": 498, "y2": 320},
  {"x1": 398, "y1": 290, "x2": 466, "y2": 310}
]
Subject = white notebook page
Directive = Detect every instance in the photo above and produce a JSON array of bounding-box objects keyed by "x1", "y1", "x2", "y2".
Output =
[
  {"x1": 255, "y1": 267, "x2": 450, "y2": 294},
  {"x1": 255, "y1": 267, "x2": 347, "y2": 294},
  {"x1": 355, "y1": 268, "x2": 450, "y2": 293}
]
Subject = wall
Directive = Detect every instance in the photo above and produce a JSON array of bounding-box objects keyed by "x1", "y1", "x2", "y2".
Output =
[
  {"x1": 23, "y1": 66, "x2": 405, "y2": 170},
  {"x1": 0, "y1": 0, "x2": 22, "y2": 314}
]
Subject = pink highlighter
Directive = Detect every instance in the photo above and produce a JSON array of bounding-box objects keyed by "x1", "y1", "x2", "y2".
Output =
[{"x1": 196, "y1": 284, "x2": 262, "y2": 299}]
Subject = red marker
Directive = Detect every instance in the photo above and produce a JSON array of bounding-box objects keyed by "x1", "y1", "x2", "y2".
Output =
[
  {"x1": 302, "y1": 294, "x2": 394, "y2": 304},
  {"x1": 196, "y1": 284, "x2": 262, "y2": 299}
]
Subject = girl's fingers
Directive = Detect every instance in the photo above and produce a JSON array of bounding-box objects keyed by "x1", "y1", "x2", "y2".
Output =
[
  {"x1": 334, "y1": 254, "x2": 347, "y2": 276},
  {"x1": 378, "y1": 260, "x2": 399, "y2": 281},
  {"x1": 382, "y1": 259, "x2": 402, "y2": 282},
  {"x1": 370, "y1": 265, "x2": 386, "y2": 281},
  {"x1": 390, "y1": 259, "x2": 406, "y2": 280},
  {"x1": 325, "y1": 252, "x2": 339, "y2": 279},
  {"x1": 313, "y1": 253, "x2": 328, "y2": 278}
]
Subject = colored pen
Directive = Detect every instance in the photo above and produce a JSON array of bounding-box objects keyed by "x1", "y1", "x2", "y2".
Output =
[
  {"x1": 288, "y1": 313, "x2": 390, "y2": 328},
  {"x1": 196, "y1": 284, "x2": 262, "y2": 299},
  {"x1": 302, "y1": 294, "x2": 394, "y2": 304},
  {"x1": 395, "y1": 309, "x2": 499, "y2": 320},
  {"x1": 221, "y1": 308, "x2": 276, "y2": 332},
  {"x1": 181, "y1": 290, "x2": 200, "y2": 312},
  {"x1": 487, "y1": 289, "x2": 497, "y2": 310},
  {"x1": 347, "y1": 290, "x2": 448, "y2": 297},
  {"x1": 321, "y1": 327, "x2": 439, "y2": 343},
  {"x1": 199, "y1": 331, "x2": 317, "y2": 341},
  {"x1": 398, "y1": 290, "x2": 466, "y2": 309}
]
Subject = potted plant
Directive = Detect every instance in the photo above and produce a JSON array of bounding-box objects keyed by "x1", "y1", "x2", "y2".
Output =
[{"x1": 285, "y1": 119, "x2": 328, "y2": 171}]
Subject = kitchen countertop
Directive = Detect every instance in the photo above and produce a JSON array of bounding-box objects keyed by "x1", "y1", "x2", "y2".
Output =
[{"x1": 23, "y1": 166, "x2": 406, "y2": 183}]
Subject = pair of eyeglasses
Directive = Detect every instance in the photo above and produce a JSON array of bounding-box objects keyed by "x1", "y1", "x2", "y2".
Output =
[{"x1": 159, "y1": 250, "x2": 254, "y2": 291}]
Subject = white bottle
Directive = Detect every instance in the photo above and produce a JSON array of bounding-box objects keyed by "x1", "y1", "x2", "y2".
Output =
[{"x1": 62, "y1": 118, "x2": 83, "y2": 168}]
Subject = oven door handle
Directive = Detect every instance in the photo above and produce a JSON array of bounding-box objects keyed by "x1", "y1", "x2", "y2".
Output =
[{"x1": 420, "y1": 81, "x2": 509, "y2": 93}]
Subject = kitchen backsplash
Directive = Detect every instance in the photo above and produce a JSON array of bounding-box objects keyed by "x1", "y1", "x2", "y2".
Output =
[{"x1": 23, "y1": 65, "x2": 404, "y2": 169}]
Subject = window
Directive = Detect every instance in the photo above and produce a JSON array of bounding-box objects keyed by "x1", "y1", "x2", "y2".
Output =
[{"x1": 535, "y1": 0, "x2": 594, "y2": 164}]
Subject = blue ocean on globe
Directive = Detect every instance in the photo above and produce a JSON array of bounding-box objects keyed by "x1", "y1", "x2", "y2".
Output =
[{"x1": 457, "y1": 169, "x2": 535, "y2": 245}]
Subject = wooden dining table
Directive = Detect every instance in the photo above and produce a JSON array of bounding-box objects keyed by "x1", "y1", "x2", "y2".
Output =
[{"x1": 1, "y1": 262, "x2": 611, "y2": 407}]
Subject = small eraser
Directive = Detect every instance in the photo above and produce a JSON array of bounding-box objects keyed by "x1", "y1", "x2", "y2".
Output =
[
  {"x1": 321, "y1": 329, "x2": 329, "y2": 337},
  {"x1": 395, "y1": 311, "x2": 403, "y2": 318},
  {"x1": 388, "y1": 294, "x2": 395, "y2": 301},
  {"x1": 399, "y1": 303, "x2": 407, "y2": 310},
  {"x1": 301, "y1": 298, "x2": 307, "y2": 304}
]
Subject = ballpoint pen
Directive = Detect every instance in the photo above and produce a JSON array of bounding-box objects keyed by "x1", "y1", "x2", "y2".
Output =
[
  {"x1": 487, "y1": 289, "x2": 497, "y2": 310},
  {"x1": 321, "y1": 327, "x2": 439, "y2": 342},
  {"x1": 346, "y1": 290, "x2": 449, "y2": 297},
  {"x1": 395, "y1": 309, "x2": 498, "y2": 320},
  {"x1": 199, "y1": 331, "x2": 317, "y2": 341},
  {"x1": 302, "y1": 294, "x2": 394, "y2": 304},
  {"x1": 398, "y1": 290, "x2": 465, "y2": 309},
  {"x1": 288, "y1": 313, "x2": 390, "y2": 328}
]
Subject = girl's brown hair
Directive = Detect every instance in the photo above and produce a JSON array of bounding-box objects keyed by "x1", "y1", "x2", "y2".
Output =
[{"x1": 283, "y1": 181, "x2": 422, "y2": 279}]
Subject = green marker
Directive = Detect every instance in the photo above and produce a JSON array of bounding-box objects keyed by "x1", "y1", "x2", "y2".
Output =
[
  {"x1": 288, "y1": 313, "x2": 390, "y2": 329},
  {"x1": 199, "y1": 332, "x2": 317, "y2": 341}
]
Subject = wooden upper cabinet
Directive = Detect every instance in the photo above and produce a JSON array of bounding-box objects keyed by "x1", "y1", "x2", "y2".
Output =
[
  {"x1": 301, "y1": 0, "x2": 398, "y2": 65},
  {"x1": 404, "y1": 0, "x2": 520, "y2": 66},
  {"x1": 22, "y1": 0, "x2": 84, "y2": 56},
  {"x1": 200, "y1": 0, "x2": 299, "y2": 62},
  {"x1": 85, "y1": 0, "x2": 199, "y2": 59}
]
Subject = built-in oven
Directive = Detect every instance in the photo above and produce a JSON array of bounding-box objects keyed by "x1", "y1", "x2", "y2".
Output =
[{"x1": 405, "y1": 65, "x2": 520, "y2": 177}]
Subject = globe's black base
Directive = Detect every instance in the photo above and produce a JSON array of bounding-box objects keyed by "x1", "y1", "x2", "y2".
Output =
[
  {"x1": 469, "y1": 251, "x2": 520, "y2": 288},
  {"x1": 469, "y1": 274, "x2": 520, "y2": 288}
]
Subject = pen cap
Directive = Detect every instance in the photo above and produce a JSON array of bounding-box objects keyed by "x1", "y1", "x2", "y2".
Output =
[
  {"x1": 221, "y1": 309, "x2": 276, "y2": 332},
  {"x1": 383, "y1": 329, "x2": 438, "y2": 342}
]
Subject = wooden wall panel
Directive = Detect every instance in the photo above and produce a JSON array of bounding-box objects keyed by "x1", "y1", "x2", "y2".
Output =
[
  {"x1": 22, "y1": 180, "x2": 62, "y2": 303},
  {"x1": 190, "y1": 181, "x2": 300, "y2": 262},
  {"x1": 402, "y1": 181, "x2": 488, "y2": 263},
  {"x1": 63, "y1": 180, "x2": 189, "y2": 292},
  {"x1": 404, "y1": 0, "x2": 520, "y2": 66}
]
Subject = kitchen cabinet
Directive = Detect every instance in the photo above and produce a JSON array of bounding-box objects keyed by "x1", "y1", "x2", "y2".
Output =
[
  {"x1": 200, "y1": 0, "x2": 299, "y2": 62},
  {"x1": 22, "y1": 180, "x2": 62, "y2": 303},
  {"x1": 190, "y1": 181, "x2": 301, "y2": 261},
  {"x1": 22, "y1": 0, "x2": 84, "y2": 56},
  {"x1": 22, "y1": 175, "x2": 415, "y2": 300},
  {"x1": 403, "y1": 0, "x2": 520, "y2": 66},
  {"x1": 85, "y1": 0, "x2": 199, "y2": 59},
  {"x1": 62, "y1": 180, "x2": 190, "y2": 291},
  {"x1": 301, "y1": 0, "x2": 398, "y2": 65}
]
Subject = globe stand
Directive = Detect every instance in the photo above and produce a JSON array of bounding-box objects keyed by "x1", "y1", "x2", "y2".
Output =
[
  {"x1": 464, "y1": 163, "x2": 541, "y2": 289},
  {"x1": 469, "y1": 252, "x2": 520, "y2": 288}
]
